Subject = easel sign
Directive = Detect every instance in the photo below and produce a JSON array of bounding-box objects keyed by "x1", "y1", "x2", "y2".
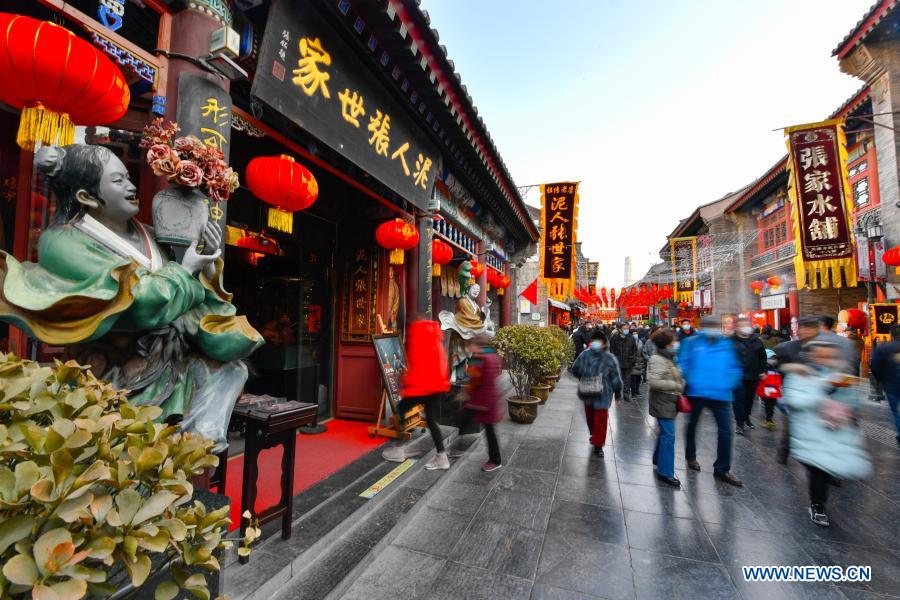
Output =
[
  {"x1": 373, "y1": 333, "x2": 406, "y2": 414},
  {"x1": 368, "y1": 332, "x2": 426, "y2": 439}
]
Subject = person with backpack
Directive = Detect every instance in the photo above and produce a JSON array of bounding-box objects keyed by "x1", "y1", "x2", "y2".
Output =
[{"x1": 572, "y1": 330, "x2": 623, "y2": 458}]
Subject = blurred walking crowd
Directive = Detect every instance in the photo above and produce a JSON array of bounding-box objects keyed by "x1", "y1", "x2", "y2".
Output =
[
  {"x1": 569, "y1": 314, "x2": 900, "y2": 528},
  {"x1": 378, "y1": 311, "x2": 900, "y2": 532}
]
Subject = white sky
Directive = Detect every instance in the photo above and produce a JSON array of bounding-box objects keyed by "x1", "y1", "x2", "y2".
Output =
[{"x1": 420, "y1": 0, "x2": 873, "y2": 287}]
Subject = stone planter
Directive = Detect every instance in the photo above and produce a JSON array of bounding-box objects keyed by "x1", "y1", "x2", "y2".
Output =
[
  {"x1": 530, "y1": 383, "x2": 552, "y2": 404},
  {"x1": 152, "y1": 185, "x2": 209, "y2": 246},
  {"x1": 508, "y1": 395, "x2": 540, "y2": 424}
]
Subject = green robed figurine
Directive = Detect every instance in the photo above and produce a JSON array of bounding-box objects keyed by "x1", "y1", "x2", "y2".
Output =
[{"x1": 0, "y1": 144, "x2": 264, "y2": 450}]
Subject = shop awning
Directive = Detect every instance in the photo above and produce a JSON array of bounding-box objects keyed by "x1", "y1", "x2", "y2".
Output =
[{"x1": 548, "y1": 298, "x2": 570, "y2": 310}]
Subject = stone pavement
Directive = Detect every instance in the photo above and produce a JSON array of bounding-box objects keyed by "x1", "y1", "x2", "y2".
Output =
[{"x1": 335, "y1": 372, "x2": 900, "y2": 600}]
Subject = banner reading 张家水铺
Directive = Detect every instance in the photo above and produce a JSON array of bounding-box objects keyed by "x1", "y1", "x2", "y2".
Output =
[
  {"x1": 539, "y1": 182, "x2": 579, "y2": 300},
  {"x1": 669, "y1": 236, "x2": 697, "y2": 303},
  {"x1": 785, "y1": 118, "x2": 857, "y2": 289}
]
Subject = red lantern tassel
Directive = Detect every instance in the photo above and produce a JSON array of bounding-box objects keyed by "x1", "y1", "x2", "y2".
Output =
[
  {"x1": 17, "y1": 104, "x2": 74, "y2": 152},
  {"x1": 433, "y1": 263, "x2": 441, "y2": 276},
  {"x1": 390, "y1": 248, "x2": 405, "y2": 265}
]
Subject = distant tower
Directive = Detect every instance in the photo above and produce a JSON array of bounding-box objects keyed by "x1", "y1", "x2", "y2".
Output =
[{"x1": 624, "y1": 256, "x2": 633, "y2": 286}]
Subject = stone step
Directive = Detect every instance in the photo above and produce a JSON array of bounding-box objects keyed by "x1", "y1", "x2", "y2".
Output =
[{"x1": 222, "y1": 425, "x2": 458, "y2": 600}]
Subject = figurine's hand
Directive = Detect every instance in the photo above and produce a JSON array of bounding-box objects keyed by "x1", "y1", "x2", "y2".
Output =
[
  {"x1": 201, "y1": 221, "x2": 222, "y2": 254},
  {"x1": 181, "y1": 241, "x2": 221, "y2": 275}
]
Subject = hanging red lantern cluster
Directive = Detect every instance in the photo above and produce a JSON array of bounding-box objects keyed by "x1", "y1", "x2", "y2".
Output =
[
  {"x1": 0, "y1": 13, "x2": 130, "y2": 151},
  {"x1": 883, "y1": 246, "x2": 900, "y2": 274},
  {"x1": 431, "y1": 238, "x2": 453, "y2": 276},
  {"x1": 376, "y1": 218, "x2": 419, "y2": 265},
  {"x1": 750, "y1": 281, "x2": 765, "y2": 295}
]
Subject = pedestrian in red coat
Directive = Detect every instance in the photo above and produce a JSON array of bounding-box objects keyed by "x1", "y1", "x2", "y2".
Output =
[
  {"x1": 459, "y1": 333, "x2": 504, "y2": 472},
  {"x1": 382, "y1": 318, "x2": 451, "y2": 470}
]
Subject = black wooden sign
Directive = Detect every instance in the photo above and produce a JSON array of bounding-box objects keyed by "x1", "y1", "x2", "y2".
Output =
[{"x1": 252, "y1": 0, "x2": 440, "y2": 211}]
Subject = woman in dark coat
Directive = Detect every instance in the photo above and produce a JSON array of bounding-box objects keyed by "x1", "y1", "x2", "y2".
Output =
[
  {"x1": 647, "y1": 328, "x2": 685, "y2": 488},
  {"x1": 571, "y1": 330, "x2": 623, "y2": 458}
]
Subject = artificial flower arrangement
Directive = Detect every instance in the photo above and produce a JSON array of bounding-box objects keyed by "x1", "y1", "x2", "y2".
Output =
[{"x1": 140, "y1": 118, "x2": 239, "y2": 203}]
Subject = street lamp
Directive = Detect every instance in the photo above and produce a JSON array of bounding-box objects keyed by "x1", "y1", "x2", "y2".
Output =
[{"x1": 859, "y1": 222, "x2": 885, "y2": 403}]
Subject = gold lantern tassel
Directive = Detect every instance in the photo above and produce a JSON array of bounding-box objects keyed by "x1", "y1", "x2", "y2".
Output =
[
  {"x1": 497, "y1": 288, "x2": 504, "y2": 295},
  {"x1": 433, "y1": 263, "x2": 441, "y2": 276},
  {"x1": 17, "y1": 104, "x2": 75, "y2": 152},
  {"x1": 390, "y1": 249, "x2": 405, "y2": 265}
]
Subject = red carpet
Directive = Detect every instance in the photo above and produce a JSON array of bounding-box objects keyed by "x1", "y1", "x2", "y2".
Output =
[{"x1": 224, "y1": 419, "x2": 386, "y2": 530}]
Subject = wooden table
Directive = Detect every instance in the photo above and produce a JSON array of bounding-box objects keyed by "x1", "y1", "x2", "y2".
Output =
[{"x1": 231, "y1": 400, "x2": 317, "y2": 563}]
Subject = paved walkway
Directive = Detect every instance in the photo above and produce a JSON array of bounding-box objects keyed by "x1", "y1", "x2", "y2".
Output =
[{"x1": 337, "y1": 372, "x2": 900, "y2": 600}]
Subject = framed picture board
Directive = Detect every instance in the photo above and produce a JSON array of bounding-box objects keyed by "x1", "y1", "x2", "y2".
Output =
[{"x1": 372, "y1": 333, "x2": 406, "y2": 414}]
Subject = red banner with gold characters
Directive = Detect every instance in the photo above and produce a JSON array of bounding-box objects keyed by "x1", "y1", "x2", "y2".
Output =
[
  {"x1": 669, "y1": 237, "x2": 697, "y2": 303},
  {"x1": 785, "y1": 118, "x2": 857, "y2": 289},
  {"x1": 539, "y1": 182, "x2": 579, "y2": 300}
]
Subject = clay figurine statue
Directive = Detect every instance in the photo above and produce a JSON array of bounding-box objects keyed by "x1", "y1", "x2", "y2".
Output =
[
  {"x1": 0, "y1": 144, "x2": 263, "y2": 450},
  {"x1": 439, "y1": 282, "x2": 494, "y2": 382}
]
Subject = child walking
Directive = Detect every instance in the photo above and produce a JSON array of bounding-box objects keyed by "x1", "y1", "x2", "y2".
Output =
[{"x1": 459, "y1": 334, "x2": 504, "y2": 471}]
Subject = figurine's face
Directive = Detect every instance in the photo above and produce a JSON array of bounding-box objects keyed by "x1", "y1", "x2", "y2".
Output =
[
  {"x1": 468, "y1": 283, "x2": 480, "y2": 299},
  {"x1": 89, "y1": 152, "x2": 139, "y2": 222}
]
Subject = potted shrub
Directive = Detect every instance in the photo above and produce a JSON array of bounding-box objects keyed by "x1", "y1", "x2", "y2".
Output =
[
  {"x1": 0, "y1": 354, "x2": 252, "y2": 600},
  {"x1": 542, "y1": 327, "x2": 574, "y2": 390},
  {"x1": 494, "y1": 325, "x2": 544, "y2": 422},
  {"x1": 527, "y1": 328, "x2": 563, "y2": 404}
]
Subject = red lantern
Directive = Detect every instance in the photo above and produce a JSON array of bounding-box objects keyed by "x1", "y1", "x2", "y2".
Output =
[
  {"x1": 767, "y1": 275, "x2": 782, "y2": 289},
  {"x1": 246, "y1": 155, "x2": 319, "y2": 214},
  {"x1": 839, "y1": 308, "x2": 867, "y2": 331},
  {"x1": 469, "y1": 260, "x2": 484, "y2": 278},
  {"x1": 0, "y1": 13, "x2": 130, "y2": 150},
  {"x1": 883, "y1": 246, "x2": 900, "y2": 274},
  {"x1": 496, "y1": 273, "x2": 511, "y2": 295},
  {"x1": 376, "y1": 218, "x2": 419, "y2": 265},
  {"x1": 750, "y1": 281, "x2": 765, "y2": 295},
  {"x1": 431, "y1": 239, "x2": 453, "y2": 276}
]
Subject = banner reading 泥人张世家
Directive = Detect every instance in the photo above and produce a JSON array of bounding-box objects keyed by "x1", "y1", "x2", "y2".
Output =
[
  {"x1": 669, "y1": 236, "x2": 696, "y2": 304},
  {"x1": 785, "y1": 119, "x2": 857, "y2": 289},
  {"x1": 539, "y1": 182, "x2": 579, "y2": 300}
]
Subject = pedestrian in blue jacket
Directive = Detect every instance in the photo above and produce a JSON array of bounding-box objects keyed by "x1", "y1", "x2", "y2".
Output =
[
  {"x1": 680, "y1": 314, "x2": 744, "y2": 487},
  {"x1": 870, "y1": 324, "x2": 900, "y2": 447}
]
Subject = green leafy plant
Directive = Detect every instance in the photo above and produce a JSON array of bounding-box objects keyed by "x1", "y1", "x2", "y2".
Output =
[
  {"x1": 494, "y1": 325, "x2": 563, "y2": 398},
  {"x1": 548, "y1": 327, "x2": 575, "y2": 372},
  {"x1": 0, "y1": 354, "x2": 239, "y2": 600}
]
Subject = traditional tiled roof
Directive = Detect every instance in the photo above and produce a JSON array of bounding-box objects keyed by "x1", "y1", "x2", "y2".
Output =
[
  {"x1": 725, "y1": 158, "x2": 788, "y2": 214},
  {"x1": 326, "y1": 0, "x2": 539, "y2": 243},
  {"x1": 669, "y1": 186, "x2": 750, "y2": 238},
  {"x1": 833, "y1": 0, "x2": 897, "y2": 59},
  {"x1": 829, "y1": 85, "x2": 871, "y2": 119}
]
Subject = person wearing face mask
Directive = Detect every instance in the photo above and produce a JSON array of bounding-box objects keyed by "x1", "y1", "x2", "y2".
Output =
[
  {"x1": 647, "y1": 328, "x2": 685, "y2": 488},
  {"x1": 571, "y1": 330, "x2": 623, "y2": 457},
  {"x1": 680, "y1": 315, "x2": 743, "y2": 487},
  {"x1": 677, "y1": 319, "x2": 694, "y2": 341},
  {"x1": 782, "y1": 342, "x2": 871, "y2": 527},
  {"x1": 732, "y1": 316, "x2": 767, "y2": 434},
  {"x1": 609, "y1": 323, "x2": 638, "y2": 401}
]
